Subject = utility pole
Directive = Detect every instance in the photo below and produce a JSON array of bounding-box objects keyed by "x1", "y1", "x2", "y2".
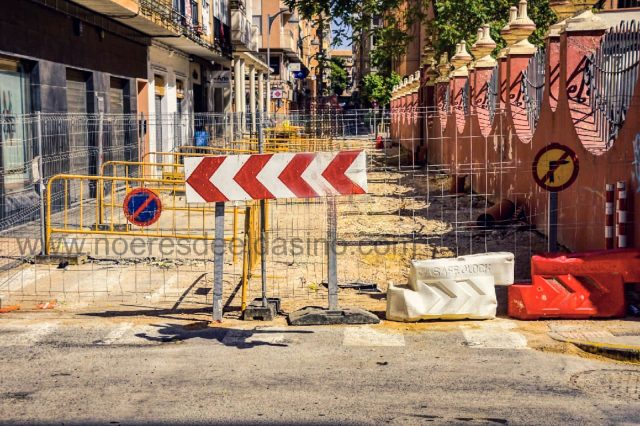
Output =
[{"x1": 317, "y1": 15, "x2": 325, "y2": 99}]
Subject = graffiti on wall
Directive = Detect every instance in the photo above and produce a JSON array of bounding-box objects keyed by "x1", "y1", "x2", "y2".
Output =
[
  {"x1": 634, "y1": 133, "x2": 640, "y2": 193},
  {"x1": 1, "y1": 90, "x2": 17, "y2": 140}
]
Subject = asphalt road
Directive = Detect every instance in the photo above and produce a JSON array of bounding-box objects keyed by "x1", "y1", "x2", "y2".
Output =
[{"x1": 0, "y1": 315, "x2": 639, "y2": 425}]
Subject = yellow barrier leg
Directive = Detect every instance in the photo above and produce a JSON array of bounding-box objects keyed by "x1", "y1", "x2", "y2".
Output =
[
  {"x1": 241, "y1": 206, "x2": 251, "y2": 311},
  {"x1": 45, "y1": 179, "x2": 52, "y2": 255},
  {"x1": 233, "y1": 205, "x2": 238, "y2": 264}
]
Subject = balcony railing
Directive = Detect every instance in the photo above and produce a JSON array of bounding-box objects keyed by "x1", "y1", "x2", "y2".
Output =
[
  {"x1": 139, "y1": 0, "x2": 216, "y2": 51},
  {"x1": 250, "y1": 25, "x2": 260, "y2": 51},
  {"x1": 214, "y1": 17, "x2": 232, "y2": 55},
  {"x1": 281, "y1": 31, "x2": 297, "y2": 53},
  {"x1": 230, "y1": 0, "x2": 246, "y2": 12},
  {"x1": 231, "y1": 9, "x2": 253, "y2": 51},
  {"x1": 616, "y1": 0, "x2": 640, "y2": 7}
]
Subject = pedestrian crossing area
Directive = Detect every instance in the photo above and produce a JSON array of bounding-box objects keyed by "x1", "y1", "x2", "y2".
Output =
[{"x1": 0, "y1": 320, "x2": 529, "y2": 349}]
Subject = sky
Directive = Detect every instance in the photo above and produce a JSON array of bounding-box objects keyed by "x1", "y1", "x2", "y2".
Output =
[{"x1": 331, "y1": 21, "x2": 353, "y2": 50}]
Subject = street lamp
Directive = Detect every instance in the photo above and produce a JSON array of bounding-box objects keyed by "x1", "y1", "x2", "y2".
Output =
[
  {"x1": 266, "y1": 7, "x2": 299, "y2": 115},
  {"x1": 257, "y1": 6, "x2": 299, "y2": 311}
]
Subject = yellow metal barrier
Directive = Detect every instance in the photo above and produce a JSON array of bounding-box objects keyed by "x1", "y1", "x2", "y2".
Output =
[
  {"x1": 45, "y1": 174, "x2": 243, "y2": 256},
  {"x1": 101, "y1": 160, "x2": 184, "y2": 182},
  {"x1": 173, "y1": 135, "x2": 335, "y2": 157},
  {"x1": 239, "y1": 202, "x2": 263, "y2": 311},
  {"x1": 177, "y1": 146, "x2": 257, "y2": 155}
]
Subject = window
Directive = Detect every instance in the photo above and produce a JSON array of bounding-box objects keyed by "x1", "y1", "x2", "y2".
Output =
[
  {"x1": 109, "y1": 77, "x2": 129, "y2": 161},
  {"x1": 109, "y1": 77, "x2": 126, "y2": 115},
  {"x1": 0, "y1": 56, "x2": 31, "y2": 196},
  {"x1": 154, "y1": 74, "x2": 166, "y2": 97},
  {"x1": 173, "y1": 0, "x2": 186, "y2": 15},
  {"x1": 617, "y1": 0, "x2": 640, "y2": 7},
  {"x1": 65, "y1": 69, "x2": 91, "y2": 175},
  {"x1": 252, "y1": 15, "x2": 262, "y2": 35},
  {"x1": 201, "y1": 0, "x2": 211, "y2": 34},
  {"x1": 191, "y1": 0, "x2": 199, "y2": 27},
  {"x1": 176, "y1": 79, "x2": 185, "y2": 116},
  {"x1": 66, "y1": 69, "x2": 89, "y2": 113},
  {"x1": 269, "y1": 56, "x2": 280, "y2": 76},
  {"x1": 215, "y1": 0, "x2": 229, "y2": 25}
]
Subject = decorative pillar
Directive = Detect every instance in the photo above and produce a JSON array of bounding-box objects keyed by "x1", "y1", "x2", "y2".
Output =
[
  {"x1": 266, "y1": 64, "x2": 271, "y2": 115},
  {"x1": 258, "y1": 72, "x2": 265, "y2": 115},
  {"x1": 561, "y1": 9, "x2": 608, "y2": 150},
  {"x1": 549, "y1": 0, "x2": 601, "y2": 21},
  {"x1": 472, "y1": 24, "x2": 498, "y2": 138},
  {"x1": 435, "y1": 53, "x2": 452, "y2": 131},
  {"x1": 234, "y1": 58, "x2": 242, "y2": 115},
  {"x1": 240, "y1": 59, "x2": 246, "y2": 132},
  {"x1": 249, "y1": 65, "x2": 256, "y2": 133},
  {"x1": 498, "y1": 6, "x2": 518, "y2": 110},
  {"x1": 546, "y1": 21, "x2": 564, "y2": 112},
  {"x1": 451, "y1": 41, "x2": 472, "y2": 134},
  {"x1": 507, "y1": 0, "x2": 537, "y2": 143},
  {"x1": 233, "y1": 58, "x2": 242, "y2": 138}
]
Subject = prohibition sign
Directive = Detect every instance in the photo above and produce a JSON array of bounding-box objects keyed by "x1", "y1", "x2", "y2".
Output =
[
  {"x1": 532, "y1": 143, "x2": 579, "y2": 192},
  {"x1": 123, "y1": 188, "x2": 162, "y2": 227}
]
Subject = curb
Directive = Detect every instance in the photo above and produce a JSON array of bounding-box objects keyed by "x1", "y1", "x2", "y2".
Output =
[{"x1": 549, "y1": 332, "x2": 640, "y2": 363}]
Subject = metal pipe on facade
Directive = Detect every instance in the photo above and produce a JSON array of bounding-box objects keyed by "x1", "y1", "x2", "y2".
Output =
[
  {"x1": 476, "y1": 199, "x2": 516, "y2": 228},
  {"x1": 605, "y1": 183, "x2": 615, "y2": 249},
  {"x1": 449, "y1": 174, "x2": 467, "y2": 194},
  {"x1": 616, "y1": 181, "x2": 628, "y2": 248}
]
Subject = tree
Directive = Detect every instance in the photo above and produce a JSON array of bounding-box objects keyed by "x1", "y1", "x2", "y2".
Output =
[
  {"x1": 285, "y1": 0, "x2": 420, "y2": 78},
  {"x1": 329, "y1": 57, "x2": 349, "y2": 95},
  {"x1": 431, "y1": 0, "x2": 556, "y2": 57},
  {"x1": 284, "y1": 0, "x2": 556, "y2": 86},
  {"x1": 362, "y1": 72, "x2": 401, "y2": 106}
]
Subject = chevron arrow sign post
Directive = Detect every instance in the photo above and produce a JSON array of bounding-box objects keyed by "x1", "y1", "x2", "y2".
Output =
[{"x1": 184, "y1": 150, "x2": 368, "y2": 203}]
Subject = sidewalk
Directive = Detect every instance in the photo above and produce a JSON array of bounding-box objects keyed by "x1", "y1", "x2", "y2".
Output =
[{"x1": 548, "y1": 321, "x2": 640, "y2": 362}]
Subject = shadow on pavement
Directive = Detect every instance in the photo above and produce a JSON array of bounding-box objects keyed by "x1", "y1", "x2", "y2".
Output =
[
  {"x1": 135, "y1": 323, "x2": 314, "y2": 349},
  {"x1": 81, "y1": 305, "x2": 221, "y2": 322}
]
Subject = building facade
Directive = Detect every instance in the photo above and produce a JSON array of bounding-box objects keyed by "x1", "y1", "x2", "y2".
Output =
[
  {"x1": 388, "y1": 2, "x2": 640, "y2": 252},
  {"x1": 0, "y1": 0, "x2": 150, "y2": 225},
  {"x1": 68, "y1": 0, "x2": 234, "y2": 154},
  {"x1": 329, "y1": 49, "x2": 354, "y2": 96},
  {"x1": 0, "y1": 0, "x2": 320, "y2": 227},
  {"x1": 353, "y1": 14, "x2": 381, "y2": 92},
  {"x1": 257, "y1": 0, "x2": 318, "y2": 113}
]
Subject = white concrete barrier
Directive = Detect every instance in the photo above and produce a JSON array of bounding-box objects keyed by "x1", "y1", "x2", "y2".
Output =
[
  {"x1": 386, "y1": 252, "x2": 515, "y2": 322},
  {"x1": 409, "y1": 252, "x2": 515, "y2": 287}
]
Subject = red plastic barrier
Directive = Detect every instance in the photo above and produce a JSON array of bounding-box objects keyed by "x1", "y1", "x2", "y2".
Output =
[
  {"x1": 375, "y1": 136, "x2": 384, "y2": 149},
  {"x1": 508, "y1": 249, "x2": 640, "y2": 320}
]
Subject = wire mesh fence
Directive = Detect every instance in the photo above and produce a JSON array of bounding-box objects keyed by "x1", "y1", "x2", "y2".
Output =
[{"x1": 0, "y1": 108, "x2": 552, "y2": 318}]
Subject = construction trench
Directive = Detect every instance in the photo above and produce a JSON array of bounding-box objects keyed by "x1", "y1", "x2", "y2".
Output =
[
  {"x1": 0, "y1": 108, "x2": 637, "y2": 329},
  {"x1": 0, "y1": 143, "x2": 550, "y2": 319}
]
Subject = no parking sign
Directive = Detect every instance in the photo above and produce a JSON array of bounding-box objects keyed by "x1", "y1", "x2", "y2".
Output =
[{"x1": 123, "y1": 188, "x2": 162, "y2": 227}]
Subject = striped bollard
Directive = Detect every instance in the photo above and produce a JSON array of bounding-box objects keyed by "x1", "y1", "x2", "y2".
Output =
[
  {"x1": 605, "y1": 183, "x2": 615, "y2": 249},
  {"x1": 616, "y1": 181, "x2": 628, "y2": 248}
]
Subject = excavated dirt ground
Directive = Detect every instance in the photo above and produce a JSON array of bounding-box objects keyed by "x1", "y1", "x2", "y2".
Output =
[
  {"x1": 1, "y1": 154, "x2": 550, "y2": 317},
  {"x1": 242, "y1": 166, "x2": 549, "y2": 315}
]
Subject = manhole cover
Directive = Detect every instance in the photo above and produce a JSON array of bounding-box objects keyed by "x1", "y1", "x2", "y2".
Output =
[{"x1": 571, "y1": 370, "x2": 640, "y2": 400}]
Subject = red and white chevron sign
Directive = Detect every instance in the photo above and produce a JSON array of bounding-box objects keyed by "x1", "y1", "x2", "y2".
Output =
[{"x1": 184, "y1": 150, "x2": 368, "y2": 203}]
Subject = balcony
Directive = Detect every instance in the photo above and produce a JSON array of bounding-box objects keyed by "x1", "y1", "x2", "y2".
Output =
[
  {"x1": 281, "y1": 30, "x2": 300, "y2": 61},
  {"x1": 214, "y1": 17, "x2": 232, "y2": 56},
  {"x1": 69, "y1": 0, "x2": 227, "y2": 60},
  {"x1": 231, "y1": 9, "x2": 253, "y2": 52},
  {"x1": 251, "y1": 25, "x2": 261, "y2": 51}
]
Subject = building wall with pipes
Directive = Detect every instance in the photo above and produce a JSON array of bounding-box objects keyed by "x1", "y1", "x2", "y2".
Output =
[
  {"x1": 390, "y1": 0, "x2": 435, "y2": 78},
  {"x1": 390, "y1": 6, "x2": 640, "y2": 252},
  {"x1": 147, "y1": 43, "x2": 192, "y2": 155}
]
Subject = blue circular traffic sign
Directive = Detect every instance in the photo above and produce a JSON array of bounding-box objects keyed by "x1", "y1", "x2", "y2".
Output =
[{"x1": 123, "y1": 188, "x2": 162, "y2": 227}]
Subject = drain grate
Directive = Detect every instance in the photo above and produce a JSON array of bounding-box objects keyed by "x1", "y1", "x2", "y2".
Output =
[{"x1": 570, "y1": 370, "x2": 640, "y2": 400}]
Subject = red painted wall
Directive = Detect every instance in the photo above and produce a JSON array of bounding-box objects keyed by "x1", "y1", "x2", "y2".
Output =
[{"x1": 390, "y1": 29, "x2": 639, "y2": 252}]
